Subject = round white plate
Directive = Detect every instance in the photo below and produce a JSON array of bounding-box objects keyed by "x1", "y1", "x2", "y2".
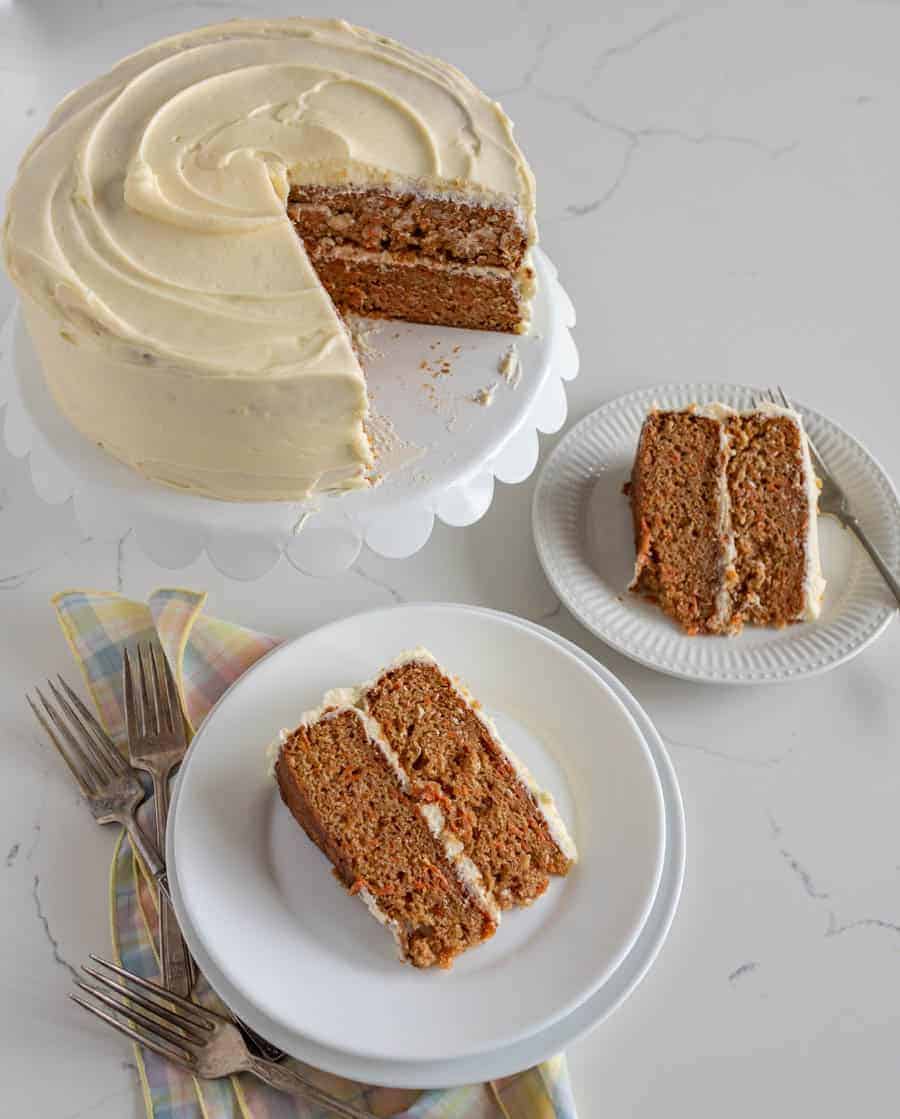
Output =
[
  {"x1": 0, "y1": 250, "x2": 578, "y2": 577},
  {"x1": 170, "y1": 603, "x2": 665, "y2": 1064},
  {"x1": 167, "y1": 608, "x2": 685, "y2": 1088},
  {"x1": 533, "y1": 383, "x2": 900, "y2": 685}
]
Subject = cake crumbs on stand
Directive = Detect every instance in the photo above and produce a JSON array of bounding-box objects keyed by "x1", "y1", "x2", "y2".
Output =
[
  {"x1": 366, "y1": 404, "x2": 424, "y2": 476},
  {"x1": 472, "y1": 385, "x2": 497, "y2": 407},
  {"x1": 497, "y1": 343, "x2": 522, "y2": 388},
  {"x1": 345, "y1": 314, "x2": 384, "y2": 361}
]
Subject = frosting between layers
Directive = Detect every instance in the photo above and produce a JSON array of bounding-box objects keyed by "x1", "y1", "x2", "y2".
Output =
[{"x1": 4, "y1": 18, "x2": 537, "y2": 500}]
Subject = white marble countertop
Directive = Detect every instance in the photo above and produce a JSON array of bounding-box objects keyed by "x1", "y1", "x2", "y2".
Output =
[{"x1": 2, "y1": 2, "x2": 899, "y2": 1115}]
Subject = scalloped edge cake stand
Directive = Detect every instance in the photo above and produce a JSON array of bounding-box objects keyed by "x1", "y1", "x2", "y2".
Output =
[{"x1": 0, "y1": 249, "x2": 578, "y2": 580}]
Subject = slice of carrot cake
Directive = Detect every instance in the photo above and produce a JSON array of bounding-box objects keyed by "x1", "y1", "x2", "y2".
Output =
[
  {"x1": 273, "y1": 651, "x2": 577, "y2": 966},
  {"x1": 626, "y1": 401, "x2": 826, "y2": 635}
]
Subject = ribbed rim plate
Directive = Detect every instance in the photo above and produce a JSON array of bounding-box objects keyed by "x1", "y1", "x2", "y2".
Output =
[{"x1": 533, "y1": 383, "x2": 899, "y2": 684}]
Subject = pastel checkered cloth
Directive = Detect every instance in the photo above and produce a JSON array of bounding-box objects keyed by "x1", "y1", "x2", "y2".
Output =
[{"x1": 53, "y1": 588, "x2": 578, "y2": 1119}]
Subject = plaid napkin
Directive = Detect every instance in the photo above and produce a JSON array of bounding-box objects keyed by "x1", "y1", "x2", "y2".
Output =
[{"x1": 53, "y1": 587, "x2": 578, "y2": 1119}]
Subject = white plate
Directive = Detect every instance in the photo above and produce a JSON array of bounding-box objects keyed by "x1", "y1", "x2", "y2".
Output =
[
  {"x1": 533, "y1": 383, "x2": 900, "y2": 685},
  {"x1": 170, "y1": 604, "x2": 665, "y2": 1064},
  {"x1": 167, "y1": 608, "x2": 685, "y2": 1088},
  {"x1": 0, "y1": 250, "x2": 578, "y2": 577}
]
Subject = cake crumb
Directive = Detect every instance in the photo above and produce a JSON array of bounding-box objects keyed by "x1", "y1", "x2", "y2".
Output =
[
  {"x1": 471, "y1": 385, "x2": 497, "y2": 407},
  {"x1": 367, "y1": 403, "x2": 425, "y2": 473},
  {"x1": 345, "y1": 315, "x2": 384, "y2": 361},
  {"x1": 419, "y1": 349, "x2": 455, "y2": 379},
  {"x1": 498, "y1": 344, "x2": 522, "y2": 388}
]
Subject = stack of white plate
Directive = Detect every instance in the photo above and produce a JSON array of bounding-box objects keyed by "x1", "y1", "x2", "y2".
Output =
[{"x1": 167, "y1": 604, "x2": 685, "y2": 1088}]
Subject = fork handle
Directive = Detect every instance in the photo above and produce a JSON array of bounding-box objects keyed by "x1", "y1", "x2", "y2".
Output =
[
  {"x1": 843, "y1": 514, "x2": 900, "y2": 608},
  {"x1": 114, "y1": 811, "x2": 170, "y2": 902},
  {"x1": 245, "y1": 1056, "x2": 376, "y2": 1117},
  {"x1": 149, "y1": 771, "x2": 194, "y2": 998}
]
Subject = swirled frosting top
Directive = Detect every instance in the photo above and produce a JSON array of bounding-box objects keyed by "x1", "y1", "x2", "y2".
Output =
[{"x1": 3, "y1": 17, "x2": 536, "y2": 376}]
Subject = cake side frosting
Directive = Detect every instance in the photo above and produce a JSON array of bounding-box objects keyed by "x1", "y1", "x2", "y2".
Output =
[{"x1": 3, "y1": 18, "x2": 537, "y2": 500}]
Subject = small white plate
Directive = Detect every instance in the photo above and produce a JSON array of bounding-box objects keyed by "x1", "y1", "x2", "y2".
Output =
[
  {"x1": 167, "y1": 608, "x2": 686, "y2": 1088},
  {"x1": 533, "y1": 383, "x2": 900, "y2": 685},
  {"x1": 170, "y1": 604, "x2": 665, "y2": 1064}
]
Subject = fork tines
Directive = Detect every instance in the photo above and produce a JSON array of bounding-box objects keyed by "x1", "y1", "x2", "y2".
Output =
[
  {"x1": 123, "y1": 642, "x2": 182, "y2": 741},
  {"x1": 71, "y1": 955, "x2": 217, "y2": 1067},
  {"x1": 27, "y1": 677, "x2": 127, "y2": 795}
]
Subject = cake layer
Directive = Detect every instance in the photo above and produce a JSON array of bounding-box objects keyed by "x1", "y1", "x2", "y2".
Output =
[
  {"x1": 306, "y1": 247, "x2": 529, "y2": 333},
  {"x1": 287, "y1": 185, "x2": 529, "y2": 269},
  {"x1": 362, "y1": 653, "x2": 577, "y2": 908},
  {"x1": 628, "y1": 403, "x2": 825, "y2": 635},
  {"x1": 726, "y1": 412, "x2": 814, "y2": 628},
  {"x1": 276, "y1": 706, "x2": 498, "y2": 968},
  {"x1": 629, "y1": 410, "x2": 733, "y2": 635}
]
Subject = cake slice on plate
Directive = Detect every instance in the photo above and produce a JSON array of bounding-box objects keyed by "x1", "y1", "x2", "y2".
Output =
[
  {"x1": 274, "y1": 651, "x2": 577, "y2": 967},
  {"x1": 626, "y1": 401, "x2": 826, "y2": 635}
]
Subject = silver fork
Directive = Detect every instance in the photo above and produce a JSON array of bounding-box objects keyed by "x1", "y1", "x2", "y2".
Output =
[
  {"x1": 72, "y1": 956, "x2": 376, "y2": 1119},
  {"x1": 123, "y1": 644, "x2": 285, "y2": 1063},
  {"x1": 765, "y1": 387, "x2": 900, "y2": 607},
  {"x1": 27, "y1": 679, "x2": 170, "y2": 900},
  {"x1": 123, "y1": 644, "x2": 193, "y2": 997}
]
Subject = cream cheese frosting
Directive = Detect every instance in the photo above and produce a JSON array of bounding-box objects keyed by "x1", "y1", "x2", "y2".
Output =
[{"x1": 3, "y1": 18, "x2": 536, "y2": 501}]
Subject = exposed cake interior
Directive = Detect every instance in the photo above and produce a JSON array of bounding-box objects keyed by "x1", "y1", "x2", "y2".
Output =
[
  {"x1": 627, "y1": 402, "x2": 825, "y2": 635},
  {"x1": 276, "y1": 707, "x2": 497, "y2": 969},
  {"x1": 287, "y1": 184, "x2": 533, "y2": 333},
  {"x1": 363, "y1": 657, "x2": 576, "y2": 907},
  {"x1": 725, "y1": 413, "x2": 812, "y2": 628},
  {"x1": 629, "y1": 410, "x2": 732, "y2": 635}
]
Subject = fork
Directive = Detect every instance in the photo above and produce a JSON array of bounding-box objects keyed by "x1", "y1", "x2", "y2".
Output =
[
  {"x1": 123, "y1": 644, "x2": 193, "y2": 997},
  {"x1": 123, "y1": 644, "x2": 286, "y2": 1062},
  {"x1": 72, "y1": 956, "x2": 376, "y2": 1119},
  {"x1": 765, "y1": 387, "x2": 900, "y2": 607},
  {"x1": 27, "y1": 679, "x2": 169, "y2": 900}
]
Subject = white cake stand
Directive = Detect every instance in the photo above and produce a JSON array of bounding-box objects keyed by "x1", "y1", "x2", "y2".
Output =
[{"x1": 0, "y1": 250, "x2": 577, "y2": 578}]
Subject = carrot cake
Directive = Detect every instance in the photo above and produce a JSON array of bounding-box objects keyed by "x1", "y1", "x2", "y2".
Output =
[
  {"x1": 274, "y1": 650, "x2": 576, "y2": 967},
  {"x1": 627, "y1": 402, "x2": 826, "y2": 635},
  {"x1": 3, "y1": 19, "x2": 537, "y2": 502}
]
